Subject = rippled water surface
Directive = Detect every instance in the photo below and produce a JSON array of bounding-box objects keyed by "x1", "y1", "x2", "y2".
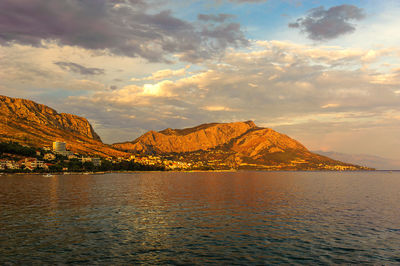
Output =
[{"x1": 1, "y1": 171, "x2": 400, "y2": 264}]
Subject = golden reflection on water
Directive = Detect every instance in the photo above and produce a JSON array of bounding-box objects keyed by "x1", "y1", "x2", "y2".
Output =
[
  {"x1": 47, "y1": 175, "x2": 59, "y2": 218},
  {"x1": 1, "y1": 171, "x2": 400, "y2": 264},
  {"x1": 118, "y1": 171, "x2": 310, "y2": 245}
]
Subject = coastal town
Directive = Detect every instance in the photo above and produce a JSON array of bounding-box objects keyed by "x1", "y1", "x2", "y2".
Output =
[
  {"x1": 0, "y1": 140, "x2": 198, "y2": 173},
  {"x1": 0, "y1": 140, "x2": 365, "y2": 173}
]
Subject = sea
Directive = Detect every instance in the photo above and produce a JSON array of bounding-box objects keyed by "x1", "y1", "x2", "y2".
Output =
[{"x1": 0, "y1": 171, "x2": 399, "y2": 264}]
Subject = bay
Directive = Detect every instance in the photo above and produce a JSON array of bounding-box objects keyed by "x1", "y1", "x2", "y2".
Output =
[{"x1": 1, "y1": 171, "x2": 399, "y2": 264}]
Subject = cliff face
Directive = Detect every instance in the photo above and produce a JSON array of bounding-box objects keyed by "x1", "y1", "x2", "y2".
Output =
[
  {"x1": 113, "y1": 121, "x2": 306, "y2": 156},
  {"x1": 0, "y1": 95, "x2": 126, "y2": 157},
  {"x1": 0, "y1": 95, "x2": 101, "y2": 141},
  {"x1": 230, "y1": 128, "x2": 308, "y2": 158},
  {"x1": 113, "y1": 121, "x2": 257, "y2": 153},
  {"x1": 113, "y1": 121, "x2": 367, "y2": 170}
]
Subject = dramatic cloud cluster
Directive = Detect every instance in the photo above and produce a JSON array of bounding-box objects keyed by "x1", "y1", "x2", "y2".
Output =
[
  {"x1": 0, "y1": 0, "x2": 248, "y2": 62},
  {"x1": 289, "y1": 5, "x2": 365, "y2": 40}
]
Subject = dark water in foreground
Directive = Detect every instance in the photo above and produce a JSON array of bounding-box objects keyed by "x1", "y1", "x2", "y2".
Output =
[{"x1": 1, "y1": 171, "x2": 400, "y2": 264}]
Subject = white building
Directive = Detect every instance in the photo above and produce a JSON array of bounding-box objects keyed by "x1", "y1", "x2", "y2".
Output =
[
  {"x1": 52, "y1": 141, "x2": 73, "y2": 156},
  {"x1": 53, "y1": 141, "x2": 66, "y2": 152}
]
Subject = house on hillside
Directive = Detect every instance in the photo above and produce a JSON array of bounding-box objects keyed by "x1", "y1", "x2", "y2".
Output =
[
  {"x1": 20, "y1": 158, "x2": 47, "y2": 171},
  {"x1": 44, "y1": 153, "x2": 56, "y2": 161},
  {"x1": 0, "y1": 159, "x2": 20, "y2": 170},
  {"x1": 0, "y1": 160, "x2": 7, "y2": 170},
  {"x1": 80, "y1": 157, "x2": 102, "y2": 166}
]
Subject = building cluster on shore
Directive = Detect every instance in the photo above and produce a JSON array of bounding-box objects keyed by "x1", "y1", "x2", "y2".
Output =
[
  {"x1": 0, "y1": 157, "x2": 47, "y2": 171},
  {"x1": 98, "y1": 154, "x2": 193, "y2": 170},
  {"x1": 1, "y1": 140, "x2": 370, "y2": 173},
  {"x1": 129, "y1": 155, "x2": 193, "y2": 170},
  {"x1": 0, "y1": 140, "x2": 195, "y2": 172},
  {"x1": 0, "y1": 141, "x2": 102, "y2": 172}
]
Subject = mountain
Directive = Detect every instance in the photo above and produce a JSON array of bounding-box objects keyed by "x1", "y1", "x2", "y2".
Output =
[
  {"x1": 314, "y1": 150, "x2": 400, "y2": 170},
  {"x1": 113, "y1": 121, "x2": 257, "y2": 153},
  {"x1": 0, "y1": 95, "x2": 127, "y2": 157},
  {"x1": 0, "y1": 95, "x2": 376, "y2": 169},
  {"x1": 113, "y1": 121, "x2": 370, "y2": 170}
]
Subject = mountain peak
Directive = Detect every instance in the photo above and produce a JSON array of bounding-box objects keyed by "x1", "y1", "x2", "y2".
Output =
[
  {"x1": 114, "y1": 121, "x2": 257, "y2": 153},
  {"x1": 244, "y1": 120, "x2": 257, "y2": 128},
  {"x1": 159, "y1": 121, "x2": 257, "y2": 137},
  {"x1": 112, "y1": 120, "x2": 367, "y2": 169}
]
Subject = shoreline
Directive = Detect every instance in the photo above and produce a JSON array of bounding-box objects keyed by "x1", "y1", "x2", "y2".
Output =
[{"x1": 0, "y1": 169, "x2": 391, "y2": 176}]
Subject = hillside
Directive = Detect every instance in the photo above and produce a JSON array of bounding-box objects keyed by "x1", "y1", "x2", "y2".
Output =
[
  {"x1": 0, "y1": 95, "x2": 127, "y2": 158},
  {"x1": 113, "y1": 121, "x2": 370, "y2": 170},
  {"x1": 113, "y1": 121, "x2": 257, "y2": 153},
  {"x1": 0, "y1": 95, "x2": 374, "y2": 170}
]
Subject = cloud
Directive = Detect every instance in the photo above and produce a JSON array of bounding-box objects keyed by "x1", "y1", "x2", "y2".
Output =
[
  {"x1": 289, "y1": 5, "x2": 365, "y2": 41},
  {"x1": 321, "y1": 103, "x2": 340, "y2": 109},
  {"x1": 178, "y1": 20, "x2": 248, "y2": 62},
  {"x1": 198, "y1": 13, "x2": 235, "y2": 22},
  {"x1": 131, "y1": 65, "x2": 190, "y2": 81},
  {"x1": 201, "y1": 106, "x2": 233, "y2": 111},
  {"x1": 55, "y1": 62, "x2": 105, "y2": 75},
  {"x1": 248, "y1": 83, "x2": 258, "y2": 87},
  {"x1": 83, "y1": 79, "x2": 178, "y2": 107},
  {"x1": 0, "y1": 0, "x2": 248, "y2": 62}
]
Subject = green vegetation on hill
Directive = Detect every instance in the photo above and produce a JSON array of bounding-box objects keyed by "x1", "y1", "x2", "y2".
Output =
[
  {"x1": 0, "y1": 141, "x2": 40, "y2": 158},
  {"x1": 50, "y1": 158, "x2": 164, "y2": 172}
]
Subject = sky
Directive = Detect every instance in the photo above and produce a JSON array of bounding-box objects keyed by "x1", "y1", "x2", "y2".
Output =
[{"x1": 0, "y1": 0, "x2": 399, "y2": 159}]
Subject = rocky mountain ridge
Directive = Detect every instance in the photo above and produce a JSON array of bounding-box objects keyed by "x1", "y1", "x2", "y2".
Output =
[
  {"x1": 0, "y1": 95, "x2": 101, "y2": 141},
  {"x1": 0, "y1": 95, "x2": 372, "y2": 170},
  {"x1": 0, "y1": 95, "x2": 127, "y2": 157},
  {"x1": 113, "y1": 121, "x2": 257, "y2": 153},
  {"x1": 113, "y1": 121, "x2": 369, "y2": 170}
]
